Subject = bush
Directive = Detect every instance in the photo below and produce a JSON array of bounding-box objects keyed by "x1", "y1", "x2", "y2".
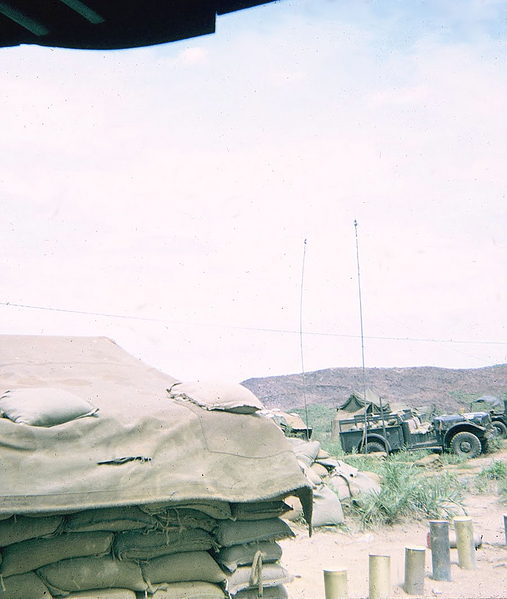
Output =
[
  {"x1": 474, "y1": 459, "x2": 507, "y2": 501},
  {"x1": 479, "y1": 460, "x2": 507, "y2": 480},
  {"x1": 349, "y1": 459, "x2": 464, "y2": 529}
]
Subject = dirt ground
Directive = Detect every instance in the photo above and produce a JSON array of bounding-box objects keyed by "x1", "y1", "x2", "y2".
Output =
[{"x1": 280, "y1": 452, "x2": 507, "y2": 599}]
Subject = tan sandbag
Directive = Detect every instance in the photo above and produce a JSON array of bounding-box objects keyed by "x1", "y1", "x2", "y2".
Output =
[
  {"x1": 317, "y1": 448, "x2": 330, "y2": 459},
  {"x1": 0, "y1": 388, "x2": 98, "y2": 426},
  {"x1": 38, "y1": 556, "x2": 147, "y2": 594},
  {"x1": 0, "y1": 515, "x2": 63, "y2": 547},
  {"x1": 298, "y1": 463, "x2": 320, "y2": 487},
  {"x1": 65, "y1": 506, "x2": 157, "y2": 532},
  {"x1": 333, "y1": 460, "x2": 359, "y2": 478},
  {"x1": 310, "y1": 463, "x2": 329, "y2": 479},
  {"x1": 362, "y1": 471, "x2": 382, "y2": 486},
  {"x1": 150, "y1": 508, "x2": 217, "y2": 532},
  {"x1": 1, "y1": 531, "x2": 113, "y2": 576},
  {"x1": 234, "y1": 585, "x2": 288, "y2": 598},
  {"x1": 312, "y1": 484, "x2": 344, "y2": 527},
  {"x1": 141, "y1": 551, "x2": 227, "y2": 585},
  {"x1": 326, "y1": 474, "x2": 351, "y2": 501},
  {"x1": 226, "y1": 563, "x2": 293, "y2": 595},
  {"x1": 0, "y1": 572, "x2": 53, "y2": 598},
  {"x1": 140, "y1": 501, "x2": 231, "y2": 520},
  {"x1": 114, "y1": 528, "x2": 215, "y2": 560},
  {"x1": 214, "y1": 541, "x2": 282, "y2": 573},
  {"x1": 65, "y1": 590, "x2": 136, "y2": 599},
  {"x1": 150, "y1": 582, "x2": 226, "y2": 598},
  {"x1": 167, "y1": 381, "x2": 263, "y2": 414},
  {"x1": 288, "y1": 439, "x2": 321, "y2": 467},
  {"x1": 281, "y1": 496, "x2": 303, "y2": 521},
  {"x1": 214, "y1": 518, "x2": 294, "y2": 548},
  {"x1": 230, "y1": 501, "x2": 291, "y2": 521},
  {"x1": 348, "y1": 471, "x2": 381, "y2": 497},
  {"x1": 315, "y1": 457, "x2": 340, "y2": 470}
]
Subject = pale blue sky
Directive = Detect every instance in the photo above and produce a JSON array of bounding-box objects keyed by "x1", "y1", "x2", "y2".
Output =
[{"x1": 1, "y1": 0, "x2": 507, "y2": 382}]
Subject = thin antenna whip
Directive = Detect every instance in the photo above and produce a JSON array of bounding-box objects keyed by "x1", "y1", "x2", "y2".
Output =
[
  {"x1": 354, "y1": 221, "x2": 367, "y2": 397},
  {"x1": 354, "y1": 221, "x2": 370, "y2": 450},
  {"x1": 299, "y1": 238, "x2": 310, "y2": 439}
]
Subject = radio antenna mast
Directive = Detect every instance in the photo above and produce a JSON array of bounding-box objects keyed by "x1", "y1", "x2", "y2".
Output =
[
  {"x1": 354, "y1": 221, "x2": 388, "y2": 454},
  {"x1": 299, "y1": 238, "x2": 310, "y2": 439},
  {"x1": 354, "y1": 221, "x2": 367, "y2": 399},
  {"x1": 354, "y1": 220, "x2": 370, "y2": 450}
]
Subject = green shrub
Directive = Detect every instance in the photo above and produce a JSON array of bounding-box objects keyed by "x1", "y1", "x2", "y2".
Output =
[
  {"x1": 485, "y1": 436, "x2": 502, "y2": 454},
  {"x1": 440, "y1": 452, "x2": 469, "y2": 467},
  {"x1": 349, "y1": 459, "x2": 464, "y2": 529},
  {"x1": 387, "y1": 448, "x2": 432, "y2": 463},
  {"x1": 479, "y1": 460, "x2": 507, "y2": 480},
  {"x1": 474, "y1": 459, "x2": 507, "y2": 500}
]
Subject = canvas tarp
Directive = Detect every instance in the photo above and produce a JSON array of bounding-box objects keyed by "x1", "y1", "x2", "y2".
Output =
[
  {"x1": 0, "y1": 336, "x2": 311, "y2": 518},
  {"x1": 331, "y1": 388, "x2": 393, "y2": 439},
  {"x1": 337, "y1": 388, "x2": 389, "y2": 414}
]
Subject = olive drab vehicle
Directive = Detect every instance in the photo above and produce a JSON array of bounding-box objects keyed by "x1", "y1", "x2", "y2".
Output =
[
  {"x1": 338, "y1": 408, "x2": 495, "y2": 459},
  {"x1": 470, "y1": 397, "x2": 507, "y2": 439}
]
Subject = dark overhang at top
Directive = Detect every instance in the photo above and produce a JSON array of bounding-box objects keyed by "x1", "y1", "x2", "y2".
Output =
[{"x1": 0, "y1": 0, "x2": 277, "y2": 50}]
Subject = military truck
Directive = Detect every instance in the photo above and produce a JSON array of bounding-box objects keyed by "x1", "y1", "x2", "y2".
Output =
[
  {"x1": 470, "y1": 397, "x2": 507, "y2": 439},
  {"x1": 338, "y1": 409, "x2": 495, "y2": 458}
]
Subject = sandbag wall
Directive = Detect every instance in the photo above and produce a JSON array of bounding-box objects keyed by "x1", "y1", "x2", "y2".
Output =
[
  {"x1": 0, "y1": 499, "x2": 295, "y2": 599},
  {"x1": 287, "y1": 438, "x2": 382, "y2": 528}
]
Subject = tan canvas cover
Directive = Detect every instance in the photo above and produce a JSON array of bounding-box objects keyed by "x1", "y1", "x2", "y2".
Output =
[{"x1": 0, "y1": 336, "x2": 311, "y2": 519}]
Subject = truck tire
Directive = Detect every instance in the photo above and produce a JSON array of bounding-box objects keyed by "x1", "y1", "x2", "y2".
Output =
[
  {"x1": 492, "y1": 421, "x2": 507, "y2": 439},
  {"x1": 361, "y1": 441, "x2": 385, "y2": 454},
  {"x1": 450, "y1": 431, "x2": 482, "y2": 459}
]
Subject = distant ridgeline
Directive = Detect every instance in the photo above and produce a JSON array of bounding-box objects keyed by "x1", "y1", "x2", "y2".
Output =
[{"x1": 242, "y1": 364, "x2": 507, "y2": 414}]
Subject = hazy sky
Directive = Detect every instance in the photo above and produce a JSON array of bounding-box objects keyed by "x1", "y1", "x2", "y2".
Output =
[{"x1": 1, "y1": 0, "x2": 507, "y2": 382}]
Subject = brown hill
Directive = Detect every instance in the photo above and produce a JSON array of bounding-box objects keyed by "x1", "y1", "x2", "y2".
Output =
[{"x1": 242, "y1": 364, "x2": 507, "y2": 414}]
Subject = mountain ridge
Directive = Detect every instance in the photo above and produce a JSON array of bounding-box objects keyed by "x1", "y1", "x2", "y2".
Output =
[{"x1": 241, "y1": 364, "x2": 507, "y2": 413}]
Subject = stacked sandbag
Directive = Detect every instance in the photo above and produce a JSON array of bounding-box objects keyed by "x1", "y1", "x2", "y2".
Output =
[
  {"x1": 286, "y1": 438, "x2": 381, "y2": 528},
  {"x1": 0, "y1": 499, "x2": 300, "y2": 599},
  {"x1": 212, "y1": 500, "x2": 295, "y2": 598},
  {"x1": 0, "y1": 505, "x2": 227, "y2": 599},
  {"x1": 286, "y1": 438, "x2": 345, "y2": 527},
  {"x1": 0, "y1": 514, "x2": 63, "y2": 598},
  {"x1": 0, "y1": 379, "x2": 305, "y2": 598},
  {"x1": 327, "y1": 461, "x2": 382, "y2": 501}
]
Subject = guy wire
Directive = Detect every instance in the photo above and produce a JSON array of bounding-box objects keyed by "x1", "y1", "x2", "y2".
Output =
[{"x1": 299, "y1": 238, "x2": 310, "y2": 439}]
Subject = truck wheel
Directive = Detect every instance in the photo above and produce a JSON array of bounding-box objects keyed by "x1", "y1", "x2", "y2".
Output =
[
  {"x1": 361, "y1": 441, "x2": 385, "y2": 454},
  {"x1": 450, "y1": 432, "x2": 482, "y2": 459},
  {"x1": 492, "y1": 421, "x2": 507, "y2": 439}
]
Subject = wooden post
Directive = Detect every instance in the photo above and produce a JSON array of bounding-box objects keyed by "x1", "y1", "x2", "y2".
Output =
[
  {"x1": 369, "y1": 554, "x2": 390, "y2": 599},
  {"x1": 324, "y1": 568, "x2": 348, "y2": 599},
  {"x1": 404, "y1": 546, "x2": 426, "y2": 595},
  {"x1": 454, "y1": 516, "x2": 477, "y2": 570},
  {"x1": 429, "y1": 520, "x2": 451, "y2": 581}
]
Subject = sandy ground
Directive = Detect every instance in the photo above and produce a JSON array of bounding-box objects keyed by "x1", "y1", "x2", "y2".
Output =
[{"x1": 280, "y1": 455, "x2": 507, "y2": 599}]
